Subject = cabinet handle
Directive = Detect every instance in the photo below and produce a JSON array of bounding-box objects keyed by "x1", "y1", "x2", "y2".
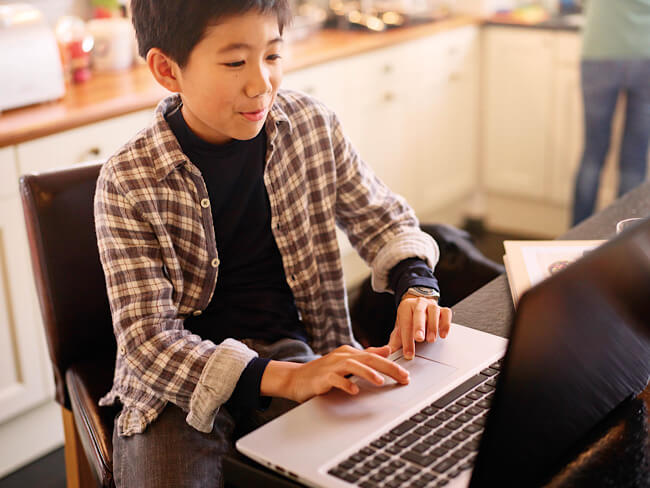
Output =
[
  {"x1": 79, "y1": 147, "x2": 101, "y2": 163},
  {"x1": 449, "y1": 73, "x2": 461, "y2": 82},
  {"x1": 383, "y1": 92, "x2": 395, "y2": 102},
  {"x1": 304, "y1": 86, "x2": 316, "y2": 95},
  {"x1": 383, "y1": 64, "x2": 393, "y2": 74}
]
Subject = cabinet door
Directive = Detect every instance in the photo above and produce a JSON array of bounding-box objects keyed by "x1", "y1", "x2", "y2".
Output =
[
  {"x1": 483, "y1": 27, "x2": 554, "y2": 198},
  {"x1": 549, "y1": 63, "x2": 583, "y2": 206},
  {"x1": 549, "y1": 33, "x2": 583, "y2": 206},
  {"x1": 406, "y1": 26, "x2": 479, "y2": 214},
  {"x1": 0, "y1": 189, "x2": 52, "y2": 424},
  {"x1": 435, "y1": 27, "x2": 480, "y2": 206},
  {"x1": 405, "y1": 33, "x2": 448, "y2": 214},
  {"x1": 357, "y1": 87, "x2": 410, "y2": 202},
  {"x1": 16, "y1": 109, "x2": 153, "y2": 175},
  {"x1": 351, "y1": 44, "x2": 413, "y2": 206}
]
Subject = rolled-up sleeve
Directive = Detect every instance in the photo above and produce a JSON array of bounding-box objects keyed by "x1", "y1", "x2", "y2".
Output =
[{"x1": 95, "y1": 171, "x2": 257, "y2": 433}]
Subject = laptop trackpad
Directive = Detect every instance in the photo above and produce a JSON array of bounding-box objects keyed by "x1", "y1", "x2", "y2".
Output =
[{"x1": 350, "y1": 355, "x2": 458, "y2": 408}]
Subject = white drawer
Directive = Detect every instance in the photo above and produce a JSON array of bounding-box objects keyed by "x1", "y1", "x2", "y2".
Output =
[
  {"x1": 16, "y1": 108, "x2": 153, "y2": 175},
  {"x1": 485, "y1": 26, "x2": 554, "y2": 54},
  {"x1": 0, "y1": 146, "x2": 18, "y2": 199}
]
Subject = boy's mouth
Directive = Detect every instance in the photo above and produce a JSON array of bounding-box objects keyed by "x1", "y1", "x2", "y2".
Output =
[{"x1": 240, "y1": 108, "x2": 266, "y2": 122}]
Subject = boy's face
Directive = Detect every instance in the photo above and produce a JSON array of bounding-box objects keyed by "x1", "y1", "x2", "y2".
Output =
[{"x1": 176, "y1": 11, "x2": 284, "y2": 145}]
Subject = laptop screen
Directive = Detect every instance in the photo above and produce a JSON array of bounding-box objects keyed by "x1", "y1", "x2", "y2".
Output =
[{"x1": 471, "y1": 219, "x2": 650, "y2": 487}]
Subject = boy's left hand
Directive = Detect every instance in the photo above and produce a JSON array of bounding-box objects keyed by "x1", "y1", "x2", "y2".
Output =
[{"x1": 387, "y1": 294, "x2": 452, "y2": 360}]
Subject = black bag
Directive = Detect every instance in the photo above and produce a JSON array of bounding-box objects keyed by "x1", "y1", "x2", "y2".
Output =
[{"x1": 349, "y1": 224, "x2": 504, "y2": 347}]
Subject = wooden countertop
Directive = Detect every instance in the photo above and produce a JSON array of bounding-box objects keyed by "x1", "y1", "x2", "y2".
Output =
[{"x1": 0, "y1": 15, "x2": 479, "y2": 148}]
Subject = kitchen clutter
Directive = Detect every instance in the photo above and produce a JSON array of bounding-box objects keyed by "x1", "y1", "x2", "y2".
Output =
[
  {"x1": 327, "y1": 0, "x2": 453, "y2": 31},
  {"x1": 0, "y1": 0, "x2": 139, "y2": 112},
  {"x1": 86, "y1": 17, "x2": 134, "y2": 72},
  {"x1": 56, "y1": 0, "x2": 137, "y2": 81},
  {"x1": 55, "y1": 15, "x2": 93, "y2": 83}
]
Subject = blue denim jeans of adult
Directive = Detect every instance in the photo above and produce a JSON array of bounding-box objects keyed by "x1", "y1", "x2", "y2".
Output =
[
  {"x1": 572, "y1": 59, "x2": 650, "y2": 225},
  {"x1": 112, "y1": 338, "x2": 320, "y2": 488}
]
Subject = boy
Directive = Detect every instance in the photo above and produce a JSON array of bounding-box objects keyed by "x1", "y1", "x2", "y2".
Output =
[{"x1": 95, "y1": 1, "x2": 452, "y2": 486}]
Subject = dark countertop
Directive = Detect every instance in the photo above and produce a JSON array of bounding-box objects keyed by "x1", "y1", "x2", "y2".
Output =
[{"x1": 453, "y1": 181, "x2": 650, "y2": 488}]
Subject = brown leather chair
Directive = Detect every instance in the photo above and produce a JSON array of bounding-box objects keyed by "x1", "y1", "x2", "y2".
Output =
[{"x1": 20, "y1": 162, "x2": 117, "y2": 488}]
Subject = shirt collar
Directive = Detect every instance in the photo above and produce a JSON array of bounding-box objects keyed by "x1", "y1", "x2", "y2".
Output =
[{"x1": 150, "y1": 94, "x2": 194, "y2": 182}]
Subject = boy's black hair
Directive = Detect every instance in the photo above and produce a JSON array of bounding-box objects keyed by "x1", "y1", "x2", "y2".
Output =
[{"x1": 131, "y1": 0, "x2": 292, "y2": 68}]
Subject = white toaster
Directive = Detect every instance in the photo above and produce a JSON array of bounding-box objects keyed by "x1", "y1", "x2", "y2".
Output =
[{"x1": 0, "y1": 3, "x2": 65, "y2": 112}]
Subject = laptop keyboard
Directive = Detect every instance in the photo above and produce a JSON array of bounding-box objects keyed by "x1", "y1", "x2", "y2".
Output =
[{"x1": 326, "y1": 359, "x2": 503, "y2": 488}]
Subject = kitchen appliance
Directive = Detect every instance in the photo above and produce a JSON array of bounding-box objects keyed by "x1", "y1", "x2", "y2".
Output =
[
  {"x1": 0, "y1": 3, "x2": 65, "y2": 112},
  {"x1": 87, "y1": 17, "x2": 134, "y2": 72}
]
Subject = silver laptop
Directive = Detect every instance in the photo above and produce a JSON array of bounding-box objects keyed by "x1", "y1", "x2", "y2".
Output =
[{"x1": 237, "y1": 217, "x2": 650, "y2": 488}]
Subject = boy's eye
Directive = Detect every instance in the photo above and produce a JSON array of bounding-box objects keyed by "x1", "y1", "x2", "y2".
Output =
[
  {"x1": 224, "y1": 61, "x2": 245, "y2": 67},
  {"x1": 267, "y1": 54, "x2": 282, "y2": 61}
]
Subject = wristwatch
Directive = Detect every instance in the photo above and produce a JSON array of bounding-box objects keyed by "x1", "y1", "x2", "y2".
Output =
[{"x1": 405, "y1": 286, "x2": 440, "y2": 301}]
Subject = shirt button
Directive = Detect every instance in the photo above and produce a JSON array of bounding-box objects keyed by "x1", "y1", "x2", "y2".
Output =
[
  {"x1": 200, "y1": 198, "x2": 210, "y2": 208},
  {"x1": 119, "y1": 345, "x2": 126, "y2": 356},
  {"x1": 211, "y1": 258, "x2": 219, "y2": 268},
  {"x1": 193, "y1": 310, "x2": 202, "y2": 317}
]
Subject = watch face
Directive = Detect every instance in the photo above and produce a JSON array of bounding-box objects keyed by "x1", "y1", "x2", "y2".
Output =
[{"x1": 411, "y1": 286, "x2": 437, "y2": 296}]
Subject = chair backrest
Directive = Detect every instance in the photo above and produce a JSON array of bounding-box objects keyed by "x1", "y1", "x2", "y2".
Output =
[{"x1": 20, "y1": 162, "x2": 115, "y2": 408}]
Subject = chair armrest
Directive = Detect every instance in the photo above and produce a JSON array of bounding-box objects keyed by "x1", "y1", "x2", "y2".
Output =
[{"x1": 66, "y1": 357, "x2": 118, "y2": 488}]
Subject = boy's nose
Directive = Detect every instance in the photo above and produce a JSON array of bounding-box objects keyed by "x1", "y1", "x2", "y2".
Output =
[{"x1": 245, "y1": 67, "x2": 272, "y2": 98}]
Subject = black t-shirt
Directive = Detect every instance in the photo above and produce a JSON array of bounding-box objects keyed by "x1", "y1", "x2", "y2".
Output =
[{"x1": 166, "y1": 105, "x2": 308, "y2": 345}]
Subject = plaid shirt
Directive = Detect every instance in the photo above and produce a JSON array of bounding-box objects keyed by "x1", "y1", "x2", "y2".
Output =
[{"x1": 95, "y1": 91, "x2": 439, "y2": 436}]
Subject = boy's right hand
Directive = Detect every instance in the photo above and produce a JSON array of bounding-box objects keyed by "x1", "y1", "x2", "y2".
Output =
[{"x1": 260, "y1": 345, "x2": 410, "y2": 403}]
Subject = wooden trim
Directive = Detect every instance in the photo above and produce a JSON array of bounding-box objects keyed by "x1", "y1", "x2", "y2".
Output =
[{"x1": 61, "y1": 407, "x2": 97, "y2": 488}]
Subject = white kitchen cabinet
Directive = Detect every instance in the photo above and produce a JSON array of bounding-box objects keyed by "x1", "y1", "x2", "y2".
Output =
[
  {"x1": 481, "y1": 26, "x2": 631, "y2": 236},
  {"x1": 0, "y1": 146, "x2": 63, "y2": 477},
  {"x1": 16, "y1": 108, "x2": 153, "y2": 175},
  {"x1": 0, "y1": 198, "x2": 51, "y2": 424},
  {"x1": 402, "y1": 27, "x2": 480, "y2": 214},
  {"x1": 288, "y1": 26, "x2": 480, "y2": 220},
  {"x1": 0, "y1": 146, "x2": 52, "y2": 422},
  {"x1": 548, "y1": 34, "x2": 584, "y2": 207},
  {"x1": 428, "y1": 27, "x2": 480, "y2": 210},
  {"x1": 284, "y1": 26, "x2": 480, "y2": 284},
  {"x1": 0, "y1": 147, "x2": 49, "y2": 423},
  {"x1": 0, "y1": 108, "x2": 154, "y2": 476},
  {"x1": 483, "y1": 27, "x2": 555, "y2": 200},
  {"x1": 355, "y1": 26, "x2": 480, "y2": 216}
]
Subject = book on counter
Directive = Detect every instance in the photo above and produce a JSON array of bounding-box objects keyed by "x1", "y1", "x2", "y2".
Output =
[{"x1": 503, "y1": 240, "x2": 605, "y2": 307}]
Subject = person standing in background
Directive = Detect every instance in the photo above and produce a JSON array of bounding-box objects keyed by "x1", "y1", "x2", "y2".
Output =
[{"x1": 572, "y1": 0, "x2": 650, "y2": 225}]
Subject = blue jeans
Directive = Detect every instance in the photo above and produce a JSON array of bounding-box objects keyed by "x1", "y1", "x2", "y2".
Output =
[
  {"x1": 112, "y1": 338, "x2": 320, "y2": 487},
  {"x1": 572, "y1": 59, "x2": 650, "y2": 225}
]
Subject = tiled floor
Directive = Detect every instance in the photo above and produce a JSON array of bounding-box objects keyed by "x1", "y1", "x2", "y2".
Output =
[
  {"x1": 0, "y1": 448, "x2": 66, "y2": 488},
  {"x1": 0, "y1": 226, "x2": 530, "y2": 488}
]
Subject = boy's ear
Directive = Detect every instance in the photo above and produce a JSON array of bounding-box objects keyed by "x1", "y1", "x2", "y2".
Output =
[{"x1": 147, "y1": 48, "x2": 182, "y2": 93}]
